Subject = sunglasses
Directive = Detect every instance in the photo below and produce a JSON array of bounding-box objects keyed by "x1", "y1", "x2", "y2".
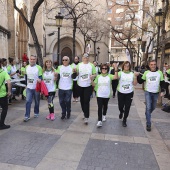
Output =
[
  {"x1": 102, "y1": 68, "x2": 107, "y2": 70},
  {"x1": 62, "y1": 59, "x2": 68, "y2": 61}
]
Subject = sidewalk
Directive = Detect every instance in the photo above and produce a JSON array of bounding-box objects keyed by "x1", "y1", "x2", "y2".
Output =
[{"x1": 0, "y1": 85, "x2": 170, "y2": 170}]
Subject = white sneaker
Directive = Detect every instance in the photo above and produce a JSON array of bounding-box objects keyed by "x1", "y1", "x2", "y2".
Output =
[
  {"x1": 97, "y1": 121, "x2": 102, "y2": 127},
  {"x1": 102, "y1": 116, "x2": 106, "y2": 122},
  {"x1": 84, "y1": 118, "x2": 88, "y2": 124}
]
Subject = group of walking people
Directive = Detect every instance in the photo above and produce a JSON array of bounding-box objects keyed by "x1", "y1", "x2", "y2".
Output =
[{"x1": 0, "y1": 54, "x2": 166, "y2": 132}]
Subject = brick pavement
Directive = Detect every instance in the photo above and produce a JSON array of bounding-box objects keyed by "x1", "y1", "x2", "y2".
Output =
[{"x1": 0, "y1": 86, "x2": 170, "y2": 170}]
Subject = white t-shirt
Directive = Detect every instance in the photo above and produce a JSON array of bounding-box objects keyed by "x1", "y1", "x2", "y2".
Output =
[
  {"x1": 57, "y1": 65, "x2": 73, "y2": 90},
  {"x1": 7, "y1": 65, "x2": 18, "y2": 79},
  {"x1": 2, "y1": 66, "x2": 7, "y2": 72},
  {"x1": 43, "y1": 71, "x2": 56, "y2": 92},
  {"x1": 94, "y1": 74, "x2": 113, "y2": 98},
  {"x1": 117, "y1": 71, "x2": 134, "y2": 94},
  {"x1": 26, "y1": 65, "x2": 42, "y2": 89},
  {"x1": 77, "y1": 62, "x2": 96, "y2": 87}
]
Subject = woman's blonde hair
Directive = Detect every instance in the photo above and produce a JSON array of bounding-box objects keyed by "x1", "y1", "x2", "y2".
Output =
[{"x1": 43, "y1": 58, "x2": 55, "y2": 72}]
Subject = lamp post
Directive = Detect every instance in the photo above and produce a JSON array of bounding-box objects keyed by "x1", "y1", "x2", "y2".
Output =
[
  {"x1": 137, "y1": 38, "x2": 142, "y2": 68},
  {"x1": 55, "y1": 12, "x2": 64, "y2": 64},
  {"x1": 155, "y1": 9, "x2": 163, "y2": 63},
  {"x1": 97, "y1": 47, "x2": 100, "y2": 62}
]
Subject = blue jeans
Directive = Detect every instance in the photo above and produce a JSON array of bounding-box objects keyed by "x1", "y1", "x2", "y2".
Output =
[
  {"x1": 145, "y1": 91, "x2": 159, "y2": 126},
  {"x1": 58, "y1": 89, "x2": 72, "y2": 116},
  {"x1": 25, "y1": 88, "x2": 40, "y2": 118}
]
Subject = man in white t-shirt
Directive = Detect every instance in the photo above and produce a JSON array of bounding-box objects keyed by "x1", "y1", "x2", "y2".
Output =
[
  {"x1": 57, "y1": 56, "x2": 74, "y2": 119},
  {"x1": 24, "y1": 55, "x2": 42, "y2": 122},
  {"x1": 137, "y1": 60, "x2": 165, "y2": 131}
]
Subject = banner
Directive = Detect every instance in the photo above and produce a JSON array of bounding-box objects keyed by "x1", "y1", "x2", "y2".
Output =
[
  {"x1": 125, "y1": 49, "x2": 131, "y2": 63},
  {"x1": 86, "y1": 43, "x2": 91, "y2": 54}
]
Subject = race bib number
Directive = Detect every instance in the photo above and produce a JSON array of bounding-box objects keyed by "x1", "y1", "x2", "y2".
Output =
[
  {"x1": 28, "y1": 79, "x2": 34, "y2": 84},
  {"x1": 81, "y1": 74, "x2": 89, "y2": 81},
  {"x1": 122, "y1": 84, "x2": 130, "y2": 91},
  {"x1": 44, "y1": 78, "x2": 51, "y2": 84},
  {"x1": 149, "y1": 76, "x2": 157, "y2": 82},
  {"x1": 62, "y1": 73, "x2": 70, "y2": 78}
]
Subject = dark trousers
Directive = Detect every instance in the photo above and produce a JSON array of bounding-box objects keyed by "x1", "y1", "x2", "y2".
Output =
[
  {"x1": 97, "y1": 97, "x2": 109, "y2": 121},
  {"x1": 73, "y1": 81, "x2": 79, "y2": 98},
  {"x1": 0, "y1": 96, "x2": 8, "y2": 126},
  {"x1": 47, "y1": 92, "x2": 55, "y2": 114},
  {"x1": 165, "y1": 82, "x2": 169, "y2": 96},
  {"x1": 117, "y1": 91, "x2": 134, "y2": 120},
  {"x1": 78, "y1": 85, "x2": 92, "y2": 118},
  {"x1": 58, "y1": 89, "x2": 72, "y2": 116},
  {"x1": 112, "y1": 80, "x2": 118, "y2": 96}
]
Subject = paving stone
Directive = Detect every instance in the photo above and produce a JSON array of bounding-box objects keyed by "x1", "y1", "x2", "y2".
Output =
[
  {"x1": 0, "y1": 129, "x2": 60, "y2": 168},
  {"x1": 93, "y1": 118, "x2": 146, "y2": 137},
  {"x1": 154, "y1": 122, "x2": 170, "y2": 139},
  {"x1": 152, "y1": 108, "x2": 170, "y2": 120},
  {"x1": 77, "y1": 139, "x2": 159, "y2": 170}
]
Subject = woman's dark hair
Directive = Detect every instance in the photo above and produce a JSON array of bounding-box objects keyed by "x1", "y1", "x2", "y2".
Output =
[
  {"x1": 0, "y1": 58, "x2": 2, "y2": 68},
  {"x1": 122, "y1": 61, "x2": 131, "y2": 71},
  {"x1": 8, "y1": 57, "x2": 14, "y2": 64},
  {"x1": 100, "y1": 63, "x2": 109, "y2": 73},
  {"x1": 2, "y1": 58, "x2": 7, "y2": 62}
]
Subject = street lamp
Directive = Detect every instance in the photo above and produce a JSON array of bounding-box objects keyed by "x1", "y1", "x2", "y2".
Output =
[
  {"x1": 155, "y1": 9, "x2": 163, "y2": 63},
  {"x1": 97, "y1": 47, "x2": 100, "y2": 61},
  {"x1": 55, "y1": 12, "x2": 64, "y2": 64},
  {"x1": 137, "y1": 38, "x2": 142, "y2": 68}
]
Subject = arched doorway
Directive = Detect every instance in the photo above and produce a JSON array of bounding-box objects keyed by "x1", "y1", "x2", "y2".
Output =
[{"x1": 61, "y1": 47, "x2": 72, "y2": 64}]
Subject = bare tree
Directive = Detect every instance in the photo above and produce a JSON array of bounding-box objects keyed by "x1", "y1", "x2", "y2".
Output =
[{"x1": 13, "y1": 0, "x2": 45, "y2": 66}]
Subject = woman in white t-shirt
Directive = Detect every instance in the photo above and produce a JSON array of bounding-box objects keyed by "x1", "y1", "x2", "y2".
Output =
[
  {"x1": 117, "y1": 61, "x2": 138, "y2": 127},
  {"x1": 75, "y1": 53, "x2": 96, "y2": 124},
  {"x1": 91, "y1": 63, "x2": 118, "y2": 127},
  {"x1": 43, "y1": 59, "x2": 57, "y2": 121}
]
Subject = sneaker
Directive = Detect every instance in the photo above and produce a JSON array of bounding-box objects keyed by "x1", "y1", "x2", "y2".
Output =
[
  {"x1": 50, "y1": 113, "x2": 55, "y2": 121},
  {"x1": 34, "y1": 114, "x2": 39, "y2": 118},
  {"x1": 0, "y1": 124, "x2": 10, "y2": 130},
  {"x1": 84, "y1": 118, "x2": 88, "y2": 124},
  {"x1": 102, "y1": 116, "x2": 106, "y2": 122},
  {"x1": 23, "y1": 117, "x2": 30, "y2": 122},
  {"x1": 46, "y1": 114, "x2": 51, "y2": 120},
  {"x1": 61, "y1": 115, "x2": 66, "y2": 120},
  {"x1": 97, "y1": 121, "x2": 102, "y2": 127},
  {"x1": 146, "y1": 125, "x2": 151, "y2": 132}
]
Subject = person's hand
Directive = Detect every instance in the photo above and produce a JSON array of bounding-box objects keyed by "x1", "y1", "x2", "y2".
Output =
[
  {"x1": 90, "y1": 75, "x2": 95, "y2": 81},
  {"x1": 16, "y1": 70, "x2": 20, "y2": 73},
  {"x1": 54, "y1": 72, "x2": 58, "y2": 81},
  {"x1": 160, "y1": 92, "x2": 165, "y2": 97},
  {"x1": 37, "y1": 79, "x2": 41, "y2": 83},
  {"x1": 134, "y1": 72, "x2": 140, "y2": 76},
  {"x1": 112, "y1": 63, "x2": 118, "y2": 69},
  {"x1": 73, "y1": 68, "x2": 77, "y2": 73},
  {"x1": 7, "y1": 91, "x2": 11, "y2": 97}
]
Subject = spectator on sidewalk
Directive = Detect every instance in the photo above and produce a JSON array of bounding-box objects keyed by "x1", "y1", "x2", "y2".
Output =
[
  {"x1": 91, "y1": 63, "x2": 118, "y2": 127},
  {"x1": 137, "y1": 60, "x2": 165, "y2": 132},
  {"x1": 24, "y1": 55, "x2": 42, "y2": 122},
  {"x1": 117, "y1": 61, "x2": 138, "y2": 127},
  {"x1": 164, "y1": 64, "x2": 169, "y2": 98},
  {"x1": 0, "y1": 58, "x2": 11, "y2": 130},
  {"x1": 43, "y1": 58, "x2": 57, "y2": 121},
  {"x1": 22, "y1": 52, "x2": 29, "y2": 62},
  {"x1": 74, "y1": 53, "x2": 96, "y2": 124},
  {"x1": 56, "y1": 56, "x2": 74, "y2": 119},
  {"x1": 71, "y1": 56, "x2": 80, "y2": 102}
]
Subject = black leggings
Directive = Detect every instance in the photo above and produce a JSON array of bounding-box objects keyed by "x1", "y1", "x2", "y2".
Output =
[
  {"x1": 73, "y1": 81, "x2": 79, "y2": 98},
  {"x1": 97, "y1": 97, "x2": 110, "y2": 121},
  {"x1": 0, "y1": 96, "x2": 8, "y2": 126},
  {"x1": 117, "y1": 91, "x2": 134, "y2": 120},
  {"x1": 78, "y1": 85, "x2": 92, "y2": 118},
  {"x1": 112, "y1": 80, "x2": 118, "y2": 96},
  {"x1": 47, "y1": 92, "x2": 55, "y2": 114}
]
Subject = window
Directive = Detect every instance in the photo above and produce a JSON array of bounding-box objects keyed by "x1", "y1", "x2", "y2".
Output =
[
  {"x1": 116, "y1": 0, "x2": 124, "y2": 4},
  {"x1": 116, "y1": 49, "x2": 122, "y2": 52},
  {"x1": 108, "y1": 1, "x2": 113, "y2": 5},
  {"x1": 107, "y1": 9, "x2": 112, "y2": 13},
  {"x1": 116, "y1": 8, "x2": 124, "y2": 13}
]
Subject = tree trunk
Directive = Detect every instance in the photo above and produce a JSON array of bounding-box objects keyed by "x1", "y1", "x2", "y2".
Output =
[
  {"x1": 94, "y1": 41, "x2": 96, "y2": 61},
  {"x1": 30, "y1": 25, "x2": 43, "y2": 67},
  {"x1": 73, "y1": 20, "x2": 77, "y2": 61}
]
